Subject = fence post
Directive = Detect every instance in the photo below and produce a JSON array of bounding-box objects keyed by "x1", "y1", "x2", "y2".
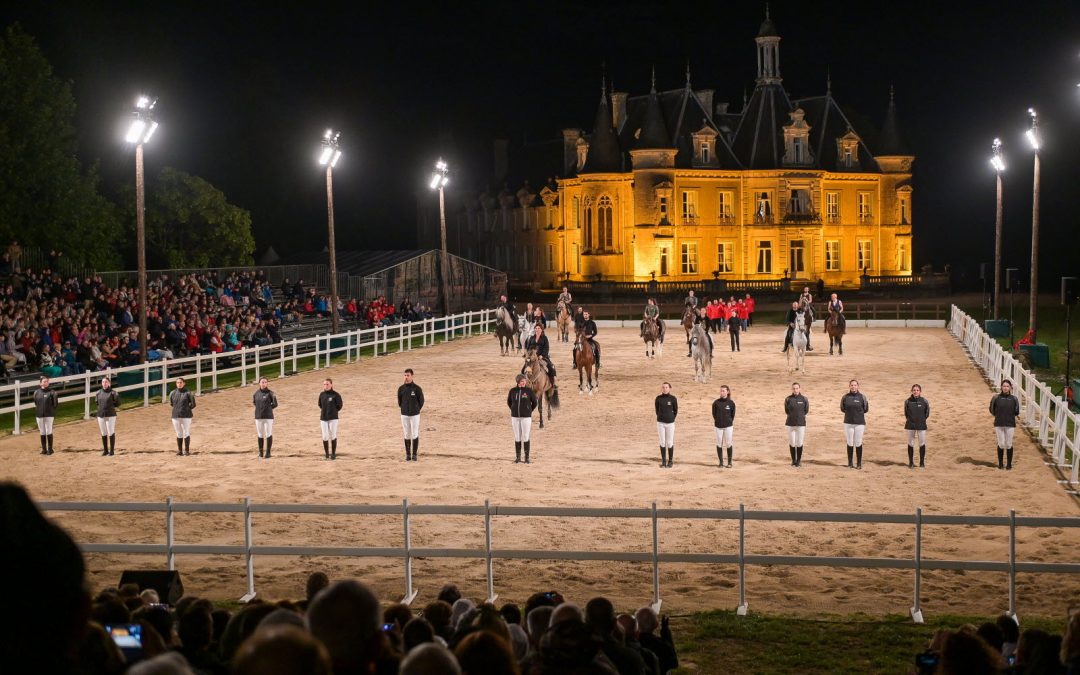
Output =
[
  {"x1": 325, "y1": 335, "x2": 331, "y2": 368},
  {"x1": 241, "y1": 349, "x2": 248, "y2": 387},
  {"x1": 211, "y1": 353, "x2": 219, "y2": 391},
  {"x1": 911, "y1": 507, "x2": 924, "y2": 623},
  {"x1": 196, "y1": 356, "x2": 203, "y2": 396},
  {"x1": 240, "y1": 496, "x2": 257, "y2": 603},
  {"x1": 402, "y1": 498, "x2": 418, "y2": 605},
  {"x1": 166, "y1": 496, "x2": 175, "y2": 570},
  {"x1": 1008, "y1": 509, "x2": 1017, "y2": 621},
  {"x1": 651, "y1": 501, "x2": 661, "y2": 613},
  {"x1": 143, "y1": 362, "x2": 150, "y2": 407},
  {"x1": 346, "y1": 331, "x2": 352, "y2": 364},
  {"x1": 254, "y1": 346, "x2": 261, "y2": 381},
  {"x1": 279, "y1": 342, "x2": 286, "y2": 379},
  {"x1": 485, "y1": 499, "x2": 497, "y2": 604},
  {"x1": 737, "y1": 503, "x2": 748, "y2": 616},
  {"x1": 13, "y1": 381, "x2": 20, "y2": 435},
  {"x1": 292, "y1": 339, "x2": 298, "y2": 374},
  {"x1": 84, "y1": 374, "x2": 92, "y2": 420}
]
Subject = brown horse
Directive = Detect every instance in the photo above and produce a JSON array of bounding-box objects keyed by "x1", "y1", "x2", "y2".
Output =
[
  {"x1": 824, "y1": 307, "x2": 846, "y2": 355},
  {"x1": 681, "y1": 306, "x2": 696, "y2": 357},
  {"x1": 523, "y1": 348, "x2": 560, "y2": 428},
  {"x1": 556, "y1": 301, "x2": 571, "y2": 343},
  {"x1": 642, "y1": 316, "x2": 663, "y2": 359},
  {"x1": 574, "y1": 328, "x2": 598, "y2": 394}
]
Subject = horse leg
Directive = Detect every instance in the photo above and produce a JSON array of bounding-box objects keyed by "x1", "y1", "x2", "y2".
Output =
[
  {"x1": 579, "y1": 368, "x2": 584, "y2": 394},
  {"x1": 838, "y1": 336, "x2": 843, "y2": 356},
  {"x1": 539, "y1": 394, "x2": 545, "y2": 428},
  {"x1": 829, "y1": 335, "x2": 834, "y2": 356}
]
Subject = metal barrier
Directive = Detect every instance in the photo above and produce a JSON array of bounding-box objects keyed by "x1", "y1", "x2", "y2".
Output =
[
  {"x1": 36, "y1": 498, "x2": 1080, "y2": 622},
  {"x1": 1, "y1": 309, "x2": 496, "y2": 434},
  {"x1": 949, "y1": 305, "x2": 1080, "y2": 485}
]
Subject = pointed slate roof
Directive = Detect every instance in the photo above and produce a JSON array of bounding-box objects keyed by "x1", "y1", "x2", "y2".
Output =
[
  {"x1": 877, "y1": 87, "x2": 909, "y2": 155},
  {"x1": 791, "y1": 93, "x2": 881, "y2": 172},
  {"x1": 581, "y1": 90, "x2": 622, "y2": 173},
  {"x1": 634, "y1": 74, "x2": 673, "y2": 150},
  {"x1": 731, "y1": 82, "x2": 793, "y2": 169}
]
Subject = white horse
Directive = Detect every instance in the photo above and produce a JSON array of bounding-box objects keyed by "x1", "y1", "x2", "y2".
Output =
[
  {"x1": 788, "y1": 312, "x2": 808, "y2": 373},
  {"x1": 690, "y1": 322, "x2": 712, "y2": 383},
  {"x1": 518, "y1": 316, "x2": 534, "y2": 352}
]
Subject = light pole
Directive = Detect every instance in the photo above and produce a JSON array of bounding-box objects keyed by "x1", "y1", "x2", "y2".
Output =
[
  {"x1": 429, "y1": 159, "x2": 450, "y2": 314},
  {"x1": 125, "y1": 95, "x2": 159, "y2": 364},
  {"x1": 990, "y1": 138, "x2": 1005, "y2": 320},
  {"x1": 319, "y1": 129, "x2": 342, "y2": 334},
  {"x1": 1025, "y1": 108, "x2": 1041, "y2": 338},
  {"x1": 1007, "y1": 267, "x2": 1019, "y2": 347}
]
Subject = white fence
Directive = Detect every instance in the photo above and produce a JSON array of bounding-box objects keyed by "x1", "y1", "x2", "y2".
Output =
[
  {"x1": 37, "y1": 498, "x2": 1080, "y2": 622},
  {"x1": 2, "y1": 309, "x2": 497, "y2": 434},
  {"x1": 949, "y1": 305, "x2": 1080, "y2": 485}
]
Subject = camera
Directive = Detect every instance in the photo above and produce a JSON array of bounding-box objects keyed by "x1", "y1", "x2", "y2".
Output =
[
  {"x1": 915, "y1": 650, "x2": 939, "y2": 674},
  {"x1": 382, "y1": 623, "x2": 394, "y2": 632},
  {"x1": 106, "y1": 624, "x2": 144, "y2": 661}
]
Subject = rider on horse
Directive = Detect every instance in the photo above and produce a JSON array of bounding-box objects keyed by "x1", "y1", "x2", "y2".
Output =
[
  {"x1": 781, "y1": 301, "x2": 803, "y2": 353},
  {"x1": 532, "y1": 305, "x2": 547, "y2": 329},
  {"x1": 523, "y1": 323, "x2": 557, "y2": 385},
  {"x1": 573, "y1": 310, "x2": 601, "y2": 370},
  {"x1": 557, "y1": 286, "x2": 573, "y2": 316},
  {"x1": 828, "y1": 293, "x2": 846, "y2": 331},
  {"x1": 499, "y1": 294, "x2": 519, "y2": 327},
  {"x1": 684, "y1": 290, "x2": 699, "y2": 310},
  {"x1": 640, "y1": 298, "x2": 665, "y2": 341},
  {"x1": 694, "y1": 306, "x2": 714, "y2": 351},
  {"x1": 798, "y1": 288, "x2": 815, "y2": 351}
]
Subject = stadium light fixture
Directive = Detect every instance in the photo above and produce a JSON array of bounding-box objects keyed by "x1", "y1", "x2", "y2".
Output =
[
  {"x1": 430, "y1": 159, "x2": 451, "y2": 314},
  {"x1": 1025, "y1": 108, "x2": 1040, "y2": 150},
  {"x1": 991, "y1": 138, "x2": 1005, "y2": 320},
  {"x1": 989, "y1": 138, "x2": 1005, "y2": 172},
  {"x1": 125, "y1": 94, "x2": 158, "y2": 364}
]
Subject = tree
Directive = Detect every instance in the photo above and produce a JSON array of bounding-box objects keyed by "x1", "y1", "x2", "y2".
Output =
[
  {"x1": 139, "y1": 167, "x2": 256, "y2": 269},
  {"x1": 0, "y1": 24, "x2": 122, "y2": 268}
]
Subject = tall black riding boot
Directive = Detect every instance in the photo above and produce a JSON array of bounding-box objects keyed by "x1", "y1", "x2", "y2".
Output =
[
  {"x1": 789, "y1": 446, "x2": 797, "y2": 466},
  {"x1": 659, "y1": 445, "x2": 667, "y2": 468},
  {"x1": 907, "y1": 445, "x2": 914, "y2": 468},
  {"x1": 919, "y1": 445, "x2": 926, "y2": 468},
  {"x1": 101, "y1": 435, "x2": 109, "y2": 456},
  {"x1": 846, "y1": 445, "x2": 854, "y2": 468},
  {"x1": 524, "y1": 441, "x2": 530, "y2": 464},
  {"x1": 1006, "y1": 447, "x2": 1013, "y2": 470},
  {"x1": 265, "y1": 436, "x2": 272, "y2": 458},
  {"x1": 184, "y1": 437, "x2": 190, "y2": 455},
  {"x1": 330, "y1": 439, "x2": 337, "y2": 459},
  {"x1": 411, "y1": 437, "x2": 419, "y2": 461},
  {"x1": 515, "y1": 441, "x2": 522, "y2": 463},
  {"x1": 716, "y1": 445, "x2": 723, "y2": 467},
  {"x1": 47, "y1": 434, "x2": 54, "y2": 454},
  {"x1": 258, "y1": 437, "x2": 265, "y2": 458},
  {"x1": 109, "y1": 434, "x2": 115, "y2": 456},
  {"x1": 404, "y1": 438, "x2": 412, "y2": 461},
  {"x1": 726, "y1": 446, "x2": 733, "y2": 468},
  {"x1": 40, "y1": 435, "x2": 48, "y2": 455},
  {"x1": 667, "y1": 446, "x2": 674, "y2": 467},
  {"x1": 323, "y1": 440, "x2": 330, "y2": 459},
  {"x1": 856, "y1": 445, "x2": 863, "y2": 469},
  {"x1": 997, "y1": 447, "x2": 1004, "y2": 469},
  {"x1": 176, "y1": 437, "x2": 184, "y2": 455},
  {"x1": 796, "y1": 446, "x2": 804, "y2": 467}
]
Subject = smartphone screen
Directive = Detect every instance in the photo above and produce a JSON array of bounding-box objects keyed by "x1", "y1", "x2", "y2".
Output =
[{"x1": 107, "y1": 624, "x2": 142, "y2": 649}]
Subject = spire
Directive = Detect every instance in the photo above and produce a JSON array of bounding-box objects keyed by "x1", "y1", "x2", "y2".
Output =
[
  {"x1": 755, "y1": 8, "x2": 782, "y2": 84},
  {"x1": 879, "y1": 85, "x2": 908, "y2": 155},
  {"x1": 635, "y1": 68, "x2": 672, "y2": 150},
  {"x1": 826, "y1": 67, "x2": 832, "y2": 95},
  {"x1": 581, "y1": 69, "x2": 622, "y2": 173},
  {"x1": 685, "y1": 59, "x2": 691, "y2": 88},
  {"x1": 651, "y1": 65, "x2": 656, "y2": 94}
]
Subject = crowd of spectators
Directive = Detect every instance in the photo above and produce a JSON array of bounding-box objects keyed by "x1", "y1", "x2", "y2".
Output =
[{"x1": 914, "y1": 614, "x2": 1080, "y2": 674}]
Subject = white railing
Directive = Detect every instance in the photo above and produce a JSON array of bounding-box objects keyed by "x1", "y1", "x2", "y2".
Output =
[
  {"x1": 37, "y1": 498, "x2": 1080, "y2": 623},
  {"x1": 2, "y1": 310, "x2": 497, "y2": 434},
  {"x1": 949, "y1": 305, "x2": 1079, "y2": 485}
]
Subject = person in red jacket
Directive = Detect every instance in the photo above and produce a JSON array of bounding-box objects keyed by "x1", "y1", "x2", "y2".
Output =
[
  {"x1": 744, "y1": 293, "x2": 756, "y2": 329},
  {"x1": 706, "y1": 300, "x2": 720, "y2": 333}
]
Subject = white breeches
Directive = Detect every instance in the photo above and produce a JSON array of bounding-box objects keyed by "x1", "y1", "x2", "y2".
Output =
[
  {"x1": 995, "y1": 427, "x2": 1015, "y2": 448},
  {"x1": 656, "y1": 422, "x2": 675, "y2": 448},
  {"x1": 511, "y1": 416, "x2": 532, "y2": 442},
  {"x1": 401, "y1": 415, "x2": 420, "y2": 440},
  {"x1": 320, "y1": 420, "x2": 339, "y2": 441},
  {"x1": 171, "y1": 418, "x2": 192, "y2": 439},
  {"x1": 906, "y1": 430, "x2": 927, "y2": 446},
  {"x1": 787, "y1": 426, "x2": 806, "y2": 447},
  {"x1": 714, "y1": 426, "x2": 733, "y2": 448},
  {"x1": 97, "y1": 417, "x2": 117, "y2": 436},
  {"x1": 844, "y1": 424, "x2": 866, "y2": 447},
  {"x1": 36, "y1": 417, "x2": 55, "y2": 435},
  {"x1": 255, "y1": 419, "x2": 274, "y2": 438}
]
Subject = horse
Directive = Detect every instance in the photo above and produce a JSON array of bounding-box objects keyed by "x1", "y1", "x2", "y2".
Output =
[
  {"x1": 495, "y1": 306, "x2": 517, "y2": 356},
  {"x1": 518, "y1": 315, "x2": 534, "y2": 352},
  {"x1": 642, "y1": 316, "x2": 663, "y2": 359},
  {"x1": 523, "y1": 348, "x2": 560, "y2": 428},
  {"x1": 574, "y1": 327, "x2": 599, "y2": 394},
  {"x1": 682, "y1": 306, "x2": 696, "y2": 357},
  {"x1": 787, "y1": 312, "x2": 808, "y2": 373},
  {"x1": 556, "y1": 301, "x2": 571, "y2": 343},
  {"x1": 824, "y1": 307, "x2": 846, "y2": 356},
  {"x1": 690, "y1": 322, "x2": 712, "y2": 383}
]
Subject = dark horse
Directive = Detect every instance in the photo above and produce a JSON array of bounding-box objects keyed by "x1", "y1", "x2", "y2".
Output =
[
  {"x1": 523, "y1": 348, "x2": 560, "y2": 428},
  {"x1": 495, "y1": 306, "x2": 517, "y2": 356},
  {"x1": 824, "y1": 308, "x2": 846, "y2": 355},
  {"x1": 574, "y1": 327, "x2": 598, "y2": 394},
  {"x1": 682, "y1": 306, "x2": 695, "y2": 357}
]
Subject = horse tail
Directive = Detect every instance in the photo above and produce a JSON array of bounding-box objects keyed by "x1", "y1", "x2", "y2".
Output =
[{"x1": 548, "y1": 386, "x2": 560, "y2": 410}]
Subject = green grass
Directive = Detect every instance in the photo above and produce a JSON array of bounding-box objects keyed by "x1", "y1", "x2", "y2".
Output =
[{"x1": 671, "y1": 611, "x2": 1065, "y2": 674}]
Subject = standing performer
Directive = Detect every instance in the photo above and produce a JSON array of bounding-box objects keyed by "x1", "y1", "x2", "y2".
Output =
[
  {"x1": 744, "y1": 293, "x2": 756, "y2": 329},
  {"x1": 318, "y1": 378, "x2": 343, "y2": 459},
  {"x1": 169, "y1": 377, "x2": 195, "y2": 456},
  {"x1": 840, "y1": 379, "x2": 869, "y2": 469},
  {"x1": 989, "y1": 379, "x2": 1021, "y2": 470},
  {"x1": 33, "y1": 375, "x2": 58, "y2": 455},
  {"x1": 904, "y1": 384, "x2": 930, "y2": 468},
  {"x1": 784, "y1": 382, "x2": 810, "y2": 467},
  {"x1": 711, "y1": 385, "x2": 736, "y2": 467},
  {"x1": 253, "y1": 377, "x2": 278, "y2": 458},
  {"x1": 508, "y1": 374, "x2": 537, "y2": 463},
  {"x1": 95, "y1": 377, "x2": 120, "y2": 456},
  {"x1": 655, "y1": 382, "x2": 677, "y2": 468},
  {"x1": 728, "y1": 304, "x2": 741, "y2": 352},
  {"x1": 398, "y1": 368, "x2": 425, "y2": 461}
]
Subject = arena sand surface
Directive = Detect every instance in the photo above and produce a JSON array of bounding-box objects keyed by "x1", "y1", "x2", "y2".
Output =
[{"x1": 2, "y1": 326, "x2": 1078, "y2": 618}]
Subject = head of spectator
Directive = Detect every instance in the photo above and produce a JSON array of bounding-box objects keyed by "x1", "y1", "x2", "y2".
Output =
[
  {"x1": 467, "y1": 604, "x2": 512, "y2": 646},
  {"x1": 996, "y1": 614, "x2": 1020, "y2": 653},
  {"x1": 584, "y1": 597, "x2": 620, "y2": 642},
  {"x1": 92, "y1": 594, "x2": 132, "y2": 626},
  {"x1": 423, "y1": 600, "x2": 454, "y2": 641},
  {"x1": 384, "y1": 602, "x2": 414, "y2": 631},
  {"x1": 451, "y1": 597, "x2": 477, "y2": 629},
  {"x1": 1015, "y1": 628, "x2": 1051, "y2": 669},
  {"x1": 549, "y1": 602, "x2": 585, "y2": 627},
  {"x1": 1063, "y1": 609, "x2": 1080, "y2": 669},
  {"x1": 938, "y1": 630, "x2": 1000, "y2": 674},
  {"x1": 232, "y1": 624, "x2": 333, "y2": 675},
  {"x1": 524, "y1": 590, "x2": 562, "y2": 618},
  {"x1": 400, "y1": 643, "x2": 461, "y2": 675},
  {"x1": 140, "y1": 588, "x2": 161, "y2": 605},
  {"x1": 525, "y1": 606, "x2": 554, "y2": 650},
  {"x1": 178, "y1": 605, "x2": 214, "y2": 653},
  {"x1": 77, "y1": 621, "x2": 126, "y2": 674},
  {"x1": 119, "y1": 582, "x2": 141, "y2": 599},
  {"x1": 403, "y1": 616, "x2": 435, "y2": 652},
  {"x1": 507, "y1": 623, "x2": 529, "y2": 661},
  {"x1": 438, "y1": 583, "x2": 462, "y2": 606},
  {"x1": 304, "y1": 571, "x2": 330, "y2": 604},
  {"x1": 220, "y1": 603, "x2": 279, "y2": 661},
  {"x1": 127, "y1": 651, "x2": 197, "y2": 675},
  {"x1": 307, "y1": 580, "x2": 386, "y2": 675},
  {"x1": 616, "y1": 614, "x2": 637, "y2": 642},
  {"x1": 538, "y1": 619, "x2": 605, "y2": 671},
  {"x1": 976, "y1": 621, "x2": 1004, "y2": 655},
  {"x1": 137, "y1": 604, "x2": 177, "y2": 647},
  {"x1": 499, "y1": 603, "x2": 522, "y2": 626},
  {"x1": 259, "y1": 607, "x2": 305, "y2": 631},
  {"x1": 454, "y1": 630, "x2": 520, "y2": 675},
  {"x1": 1019, "y1": 630, "x2": 1063, "y2": 674}
]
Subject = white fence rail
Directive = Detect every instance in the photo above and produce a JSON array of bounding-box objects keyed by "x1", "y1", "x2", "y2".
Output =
[
  {"x1": 949, "y1": 305, "x2": 1080, "y2": 485},
  {"x1": 37, "y1": 498, "x2": 1080, "y2": 622},
  {"x1": 2, "y1": 309, "x2": 497, "y2": 434}
]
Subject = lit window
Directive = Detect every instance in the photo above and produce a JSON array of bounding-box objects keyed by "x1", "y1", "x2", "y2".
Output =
[
  {"x1": 660, "y1": 247, "x2": 669, "y2": 276},
  {"x1": 547, "y1": 244, "x2": 554, "y2": 272},
  {"x1": 789, "y1": 239, "x2": 805, "y2": 276},
  {"x1": 659, "y1": 196, "x2": 668, "y2": 219},
  {"x1": 718, "y1": 191, "x2": 734, "y2": 220},
  {"x1": 857, "y1": 239, "x2": 873, "y2": 272},
  {"x1": 756, "y1": 241, "x2": 772, "y2": 274},
  {"x1": 825, "y1": 240, "x2": 841, "y2": 271},
  {"x1": 681, "y1": 242, "x2": 698, "y2": 275},
  {"x1": 682, "y1": 191, "x2": 698, "y2": 222},
  {"x1": 857, "y1": 192, "x2": 873, "y2": 223},
  {"x1": 899, "y1": 194, "x2": 911, "y2": 225},
  {"x1": 716, "y1": 242, "x2": 733, "y2": 273},
  {"x1": 755, "y1": 192, "x2": 773, "y2": 223},
  {"x1": 597, "y1": 196, "x2": 613, "y2": 250},
  {"x1": 826, "y1": 192, "x2": 840, "y2": 223},
  {"x1": 701, "y1": 143, "x2": 710, "y2": 164},
  {"x1": 896, "y1": 241, "x2": 908, "y2": 271}
]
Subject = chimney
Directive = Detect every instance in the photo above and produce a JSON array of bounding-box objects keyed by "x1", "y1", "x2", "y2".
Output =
[
  {"x1": 611, "y1": 91, "x2": 628, "y2": 132},
  {"x1": 562, "y1": 128, "x2": 582, "y2": 175},
  {"x1": 493, "y1": 138, "x2": 509, "y2": 183},
  {"x1": 695, "y1": 89, "x2": 714, "y2": 117},
  {"x1": 715, "y1": 102, "x2": 730, "y2": 115}
]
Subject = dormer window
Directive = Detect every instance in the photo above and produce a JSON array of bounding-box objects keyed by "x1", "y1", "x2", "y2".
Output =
[
  {"x1": 783, "y1": 108, "x2": 813, "y2": 166},
  {"x1": 836, "y1": 129, "x2": 861, "y2": 169},
  {"x1": 691, "y1": 125, "x2": 718, "y2": 167}
]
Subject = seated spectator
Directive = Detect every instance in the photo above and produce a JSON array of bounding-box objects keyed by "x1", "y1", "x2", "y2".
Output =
[
  {"x1": 997, "y1": 613, "x2": 1020, "y2": 666},
  {"x1": 454, "y1": 630, "x2": 520, "y2": 675},
  {"x1": 521, "y1": 606, "x2": 555, "y2": 674},
  {"x1": 938, "y1": 629, "x2": 1005, "y2": 674},
  {"x1": 39, "y1": 342, "x2": 62, "y2": 377},
  {"x1": 385, "y1": 602, "x2": 414, "y2": 631},
  {"x1": 400, "y1": 643, "x2": 461, "y2": 675},
  {"x1": 232, "y1": 624, "x2": 332, "y2": 675},
  {"x1": 1063, "y1": 609, "x2": 1080, "y2": 673},
  {"x1": 178, "y1": 604, "x2": 228, "y2": 674},
  {"x1": 634, "y1": 606, "x2": 677, "y2": 675},
  {"x1": 220, "y1": 603, "x2": 278, "y2": 662},
  {"x1": 307, "y1": 580, "x2": 399, "y2": 675},
  {"x1": 538, "y1": 618, "x2": 614, "y2": 674},
  {"x1": 423, "y1": 600, "x2": 455, "y2": 643},
  {"x1": 403, "y1": 617, "x2": 436, "y2": 653},
  {"x1": 299, "y1": 571, "x2": 330, "y2": 610},
  {"x1": 585, "y1": 597, "x2": 647, "y2": 675}
]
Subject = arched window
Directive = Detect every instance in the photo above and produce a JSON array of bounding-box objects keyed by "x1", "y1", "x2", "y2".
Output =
[
  {"x1": 597, "y1": 196, "x2": 613, "y2": 250},
  {"x1": 583, "y1": 200, "x2": 594, "y2": 250}
]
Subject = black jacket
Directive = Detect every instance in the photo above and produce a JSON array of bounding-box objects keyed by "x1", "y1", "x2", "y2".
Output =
[
  {"x1": 904, "y1": 396, "x2": 930, "y2": 430},
  {"x1": 840, "y1": 392, "x2": 869, "y2": 425},
  {"x1": 712, "y1": 397, "x2": 736, "y2": 428},
  {"x1": 581, "y1": 319, "x2": 598, "y2": 338},
  {"x1": 397, "y1": 382, "x2": 425, "y2": 416},
  {"x1": 655, "y1": 394, "x2": 678, "y2": 423},
  {"x1": 524, "y1": 334, "x2": 550, "y2": 360},
  {"x1": 784, "y1": 394, "x2": 809, "y2": 426},
  {"x1": 169, "y1": 389, "x2": 196, "y2": 419},
  {"x1": 33, "y1": 388, "x2": 58, "y2": 417},
  {"x1": 990, "y1": 393, "x2": 1021, "y2": 427},
  {"x1": 253, "y1": 388, "x2": 278, "y2": 419},
  {"x1": 95, "y1": 388, "x2": 120, "y2": 418},
  {"x1": 507, "y1": 386, "x2": 537, "y2": 418},
  {"x1": 318, "y1": 390, "x2": 343, "y2": 421}
]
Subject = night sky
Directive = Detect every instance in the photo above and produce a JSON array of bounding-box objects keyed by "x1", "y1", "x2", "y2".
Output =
[{"x1": 3, "y1": 1, "x2": 1079, "y2": 288}]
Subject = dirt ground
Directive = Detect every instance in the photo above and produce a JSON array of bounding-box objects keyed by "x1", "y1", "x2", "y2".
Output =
[{"x1": 3, "y1": 324, "x2": 1078, "y2": 618}]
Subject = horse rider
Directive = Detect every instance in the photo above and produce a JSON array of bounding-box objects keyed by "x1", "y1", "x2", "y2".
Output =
[
  {"x1": 694, "y1": 306, "x2": 714, "y2": 351},
  {"x1": 684, "y1": 290, "x2": 699, "y2": 310},
  {"x1": 640, "y1": 297, "x2": 665, "y2": 342},
  {"x1": 523, "y1": 323, "x2": 557, "y2": 385},
  {"x1": 572, "y1": 306, "x2": 586, "y2": 332},
  {"x1": 532, "y1": 305, "x2": 547, "y2": 329},
  {"x1": 499, "y1": 294, "x2": 518, "y2": 326},
  {"x1": 557, "y1": 286, "x2": 574, "y2": 315},
  {"x1": 573, "y1": 309, "x2": 601, "y2": 370},
  {"x1": 828, "y1": 293, "x2": 846, "y2": 332},
  {"x1": 781, "y1": 301, "x2": 801, "y2": 353},
  {"x1": 799, "y1": 286, "x2": 813, "y2": 309},
  {"x1": 798, "y1": 290, "x2": 816, "y2": 351}
]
